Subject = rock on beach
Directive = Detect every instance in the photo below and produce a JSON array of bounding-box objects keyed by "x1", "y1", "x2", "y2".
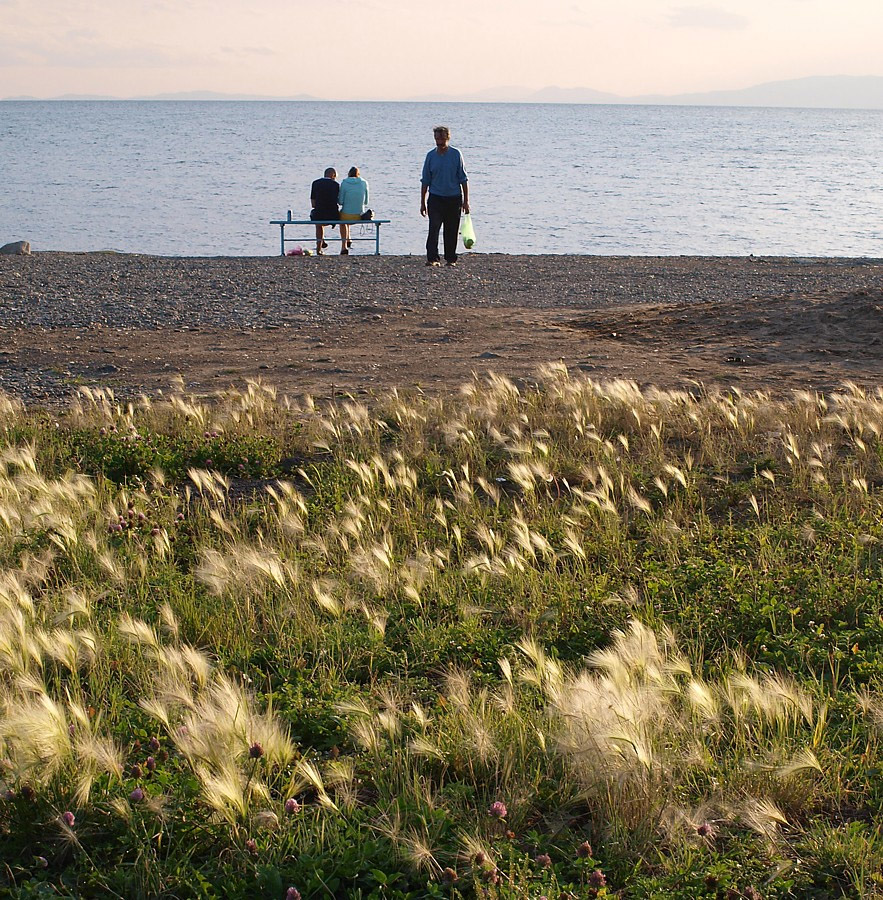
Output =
[{"x1": 0, "y1": 241, "x2": 31, "y2": 255}]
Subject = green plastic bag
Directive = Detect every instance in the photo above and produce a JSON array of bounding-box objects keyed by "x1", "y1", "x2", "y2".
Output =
[{"x1": 460, "y1": 213, "x2": 476, "y2": 250}]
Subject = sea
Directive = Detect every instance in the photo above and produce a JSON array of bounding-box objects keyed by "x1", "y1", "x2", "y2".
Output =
[{"x1": 1, "y1": 100, "x2": 882, "y2": 257}]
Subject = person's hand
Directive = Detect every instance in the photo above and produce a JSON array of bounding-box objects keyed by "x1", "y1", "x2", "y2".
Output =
[
  {"x1": 420, "y1": 203, "x2": 427, "y2": 217},
  {"x1": 462, "y1": 200, "x2": 470, "y2": 214}
]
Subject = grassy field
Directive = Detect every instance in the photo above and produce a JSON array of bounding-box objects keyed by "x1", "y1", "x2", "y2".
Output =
[{"x1": 2, "y1": 370, "x2": 883, "y2": 898}]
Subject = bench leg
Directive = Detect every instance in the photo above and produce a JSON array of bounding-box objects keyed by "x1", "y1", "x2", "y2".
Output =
[
  {"x1": 375, "y1": 224, "x2": 381, "y2": 255},
  {"x1": 280, "y1": 224, "x2": 286, "y2": 256}
]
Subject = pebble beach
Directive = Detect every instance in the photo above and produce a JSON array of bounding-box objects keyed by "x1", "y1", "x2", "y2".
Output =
[{"x1": 2, "y1": 252, "x2": 882, "y2": 405}]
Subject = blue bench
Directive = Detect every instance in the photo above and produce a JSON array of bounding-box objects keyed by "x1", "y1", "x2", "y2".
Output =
[{"x1": 270, "y1": 215, "x2": 391, "y2": 256}]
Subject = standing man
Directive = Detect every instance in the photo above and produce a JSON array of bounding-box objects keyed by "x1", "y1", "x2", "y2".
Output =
[
  {"x1": 420, "y1": 125, "x2": 469, "y2": 267},
  {"x1": 310, "y1": 168, "x2": 340, "y2": 256}
]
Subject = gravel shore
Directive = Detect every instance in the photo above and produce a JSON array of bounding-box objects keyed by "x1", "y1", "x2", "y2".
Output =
[
  {"x1": 3, "y1": 252, "x2": 882, "y2": 328},
  {"x1": 1, "y1": 252, "x2": 882, "y2": 405}
]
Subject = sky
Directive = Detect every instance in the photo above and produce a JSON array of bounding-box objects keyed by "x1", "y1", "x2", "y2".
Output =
[{"x1": 1, "y1": 0, "x2": 882, "y2": 99}]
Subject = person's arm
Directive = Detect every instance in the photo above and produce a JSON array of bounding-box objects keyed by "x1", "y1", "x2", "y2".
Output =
[
  {"x1": 420, "y1": 154, "x2": 431, "y2": 216},
  {"x1": 458, "y1": 152, "x2": 469, "y2": 213},
  {"x1": 364, "y1": 181, "x2": 369, "y2": 207}
]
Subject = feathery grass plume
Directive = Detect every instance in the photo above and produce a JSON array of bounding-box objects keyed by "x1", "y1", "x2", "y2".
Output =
[
  {"x1": 195, "y1": 542, "x2": 293, "y2": 598},
  {"x1": 410, "y1": 735, "x2": 446, "y2": 761},
  {"x1": 857, "y1": 689, "x2": 883, "y2": 734},
  {"x1": 95, "y1": 548, "x2": 126, "y2": 584},
  {"x1": 168, "y1": 675, "x2": 295, "y2": 769},
  {"x1": 194, "y1": 548, "x2": 235, "y2": 596},
  {"x1": 445, "y1": 667, "x2": 474, "y2": 712},
  {"x1": 311, "y1": 578, "x2": 343, "y2": 617},
  {"x1": 349, "y1": 536, "x2": 396, "y2": 594},
  {"x1": 119, "y1": 613, "x2": 161, "y2": 651},
  {"x1": 748, "y1": 493, "x2": 761, "y2": 519},
  {"x1": 0, "y1": 692, "x2": 73, "y2": 781},
  {"x1": 459, "y1": 832, "x2": 497, "y2": 873},
  {"x1": 587, "y1": 620, "x2": 690, "y2": 684},
  {"x1": 0, "y1": 570, "x2": 35, "y2": 615},
  {"x1": 360, "y1": 602, "x2": 389, "y2": 637},
  {"x1": 345, "y1": 458, "x2": 379, "y2": 491},
  {"x1": 725, "y1": 671, "x2": 814, "y2": 729},
  {"x1": 652, "y1": 475, "x2": 669, "y2": 499},
  {"x1": 774, "y1": 747, "x2": 823, "y2": 779},
  {"x1": 159, "y1": 602, "x2": 180, "y2": 642},
  {"x1": 627, "y1": 485, "x2": 653, "y2": 515},
  {"x1": 336, "y1": 696, "x2": 374, "y2": 722},
  {"x1": 110, "y1": 796, "x2": 134, "y2": 823},
  {"x1": 0, "y1": 443, "x2": 38, "y2": 474},
  {"x1": 208, "y1": 507, "x2": 237, "y2": 537},
  {"x1": 739, "y1": 796, "x2": 788, "y2": 845},
  {"x1": 401, "y1": 827, "x2": 442, "y2": 875},
  {"x1": 324, "y1": 756, "x2": 359, "y2": 808},
  {"x1": 473, "y1": 523, "x2": 504, "y2": 555},
  {"x1": 291, "y1": 758, "x2": 335, "y2": 809},
  {"x1": 266, "y1": 480, "x2": 308, "y2": 538},
  {"x1": 561, "y1": 527, "x2": 586, "y2": 561},
  {"x1": 180, "y1": 645, "x2": 213, "y2": 687},
  {"x1": 169, "y1": 392, "x2": 209, "y2": 428},
  {"x1": 195, "y1": 759, "x2": 249, "y2": 822},
  {"x1": 506, "y1": 460, "x2": 553, "y2": 495},
  {"x1": 55, "y1": 589, "x2": 93, "y2": 626},
  {"x1": 687, "y1": 678, "x2": 719, "y2": 720},
  {"x1": 38, "y1": 626, "x2": 98, "y2": 673},
  {"x1": 662, "y1": 463, "x2": 688, "y2": 489},
  {"x1": 659, "y1": 803, "x2": 721, "y2": 845},
  {"x1": 72, "y1": 730, "x2": 125, "y2": 805},
  {"x1": 187, "y1": 467, "x2": 231, "y2": 503},
  {"x1": 0, "y1": 391, "x2": 25, "y2": 419},
  {"x1": 73, "y1": 385, "x2": 119, "y2": 422},
  {"x1": 517, "y1": 637, "x2": 563, "y2": 693},
  {"x1": 139, "y1": 696, "x2": 172, "y2": 730},
  {"x1": 0, "y1": 607, "x2": 43, "y2": 678}
]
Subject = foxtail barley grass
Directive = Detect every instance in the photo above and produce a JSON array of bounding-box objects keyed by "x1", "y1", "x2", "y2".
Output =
[{"x1": 3, "y1": 372, "x2": 883, "y2": 895}]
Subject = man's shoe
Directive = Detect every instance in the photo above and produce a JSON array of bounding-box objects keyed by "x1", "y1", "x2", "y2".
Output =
[
  {"x1": 340, "y1": 249, "x2": 349, "y2": 255},
  {"x1": 321, "y1": 241, "x2": 329, "y2": 249},
  {"x1": 446, "y1": 260, "x2": 457, "y2": 267},
  {"x1": 425, "y1": 260, "x2": 441, "y2": 267}
]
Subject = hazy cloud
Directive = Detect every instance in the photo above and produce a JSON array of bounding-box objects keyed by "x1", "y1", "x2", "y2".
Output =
[
  {"x1": 668, "y1": 5, "x2": 749, "y2": 29},
  {"x1": 0, "y1": 34, "x2": 205, "y2": 68},
  {"x1": 220, "y1": 46, "x2": 278, "y2": 59}
]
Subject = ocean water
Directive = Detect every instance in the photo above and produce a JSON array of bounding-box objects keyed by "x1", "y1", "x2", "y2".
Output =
[{"x1": 1, "y1": 100, "x2": 882, "y2": 257}]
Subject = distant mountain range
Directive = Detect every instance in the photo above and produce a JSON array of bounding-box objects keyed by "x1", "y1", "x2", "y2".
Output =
[
  {"x1": 408, "y1": 76, "x2": 883, "y2": 108},
  {"x1": 2, "y1": 90, "x2": 320, "y2": 102},
  {"x1": 4, "y1": 76, "x2": 883, "y2": 109}
]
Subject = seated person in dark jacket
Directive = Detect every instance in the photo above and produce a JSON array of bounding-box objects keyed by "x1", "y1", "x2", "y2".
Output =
[{"x1": 310, "y1": 167, "x2": 339, "y2": 255}]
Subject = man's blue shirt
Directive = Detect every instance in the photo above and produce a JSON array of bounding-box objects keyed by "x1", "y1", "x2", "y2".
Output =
[{"x1": 421, "y1": 146, "x2": 468, "y2": 198}]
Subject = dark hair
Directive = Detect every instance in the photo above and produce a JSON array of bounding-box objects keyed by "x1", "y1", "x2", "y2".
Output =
[
  {"x1": 348, "y1": 166, "x2": 359, "y2": 178},
  {"x1": 433, "y1": 125, "x2": 450, "y2": 138},
  {"x1": 324, "y1": 167, "x2": 336, "y2": 178}
]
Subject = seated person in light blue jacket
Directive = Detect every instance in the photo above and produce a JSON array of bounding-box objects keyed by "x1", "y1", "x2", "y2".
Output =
[{"x1": 337, "y1": 166, "x2": 370, "y2": 255}]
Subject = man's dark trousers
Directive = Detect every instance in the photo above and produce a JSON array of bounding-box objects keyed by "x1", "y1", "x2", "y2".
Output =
[{"x1": 426, "y1": 194, "x2": 462, "y2": 263}]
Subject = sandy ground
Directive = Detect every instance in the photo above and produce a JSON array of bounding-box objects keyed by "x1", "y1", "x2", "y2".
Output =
[{"x1": 1, "y1": 253, "x2": 882, "y2": 403}]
